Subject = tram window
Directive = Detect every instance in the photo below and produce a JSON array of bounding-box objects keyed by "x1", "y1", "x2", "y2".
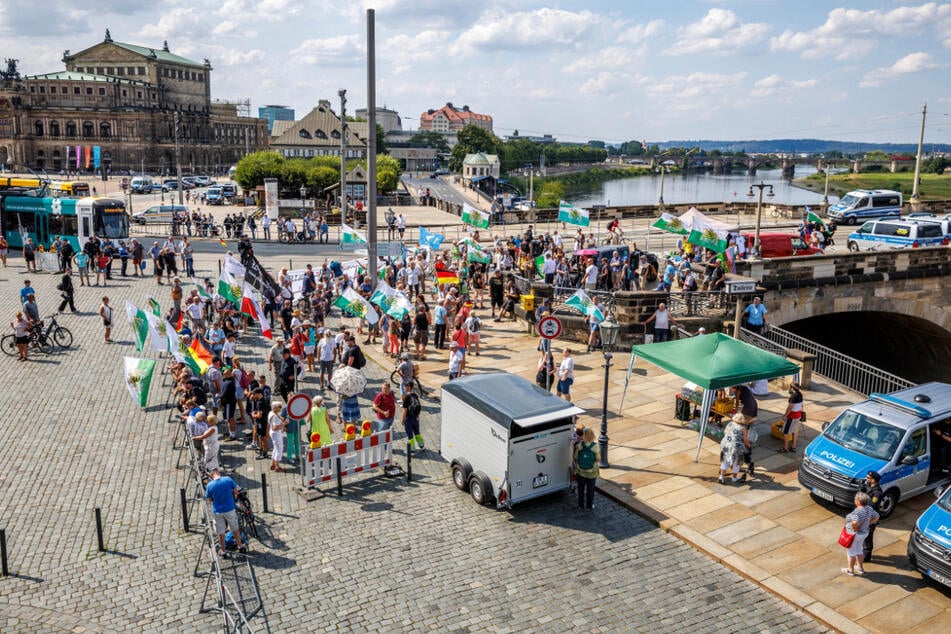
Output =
[
  {"x1": 4, "y1": 211, "x2": 35, "y2": 234},
  {"x1": 48, "y1": 214, "x2": 77, "y2": 237}
]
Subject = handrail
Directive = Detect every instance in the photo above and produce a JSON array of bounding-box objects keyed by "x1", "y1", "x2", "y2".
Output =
[{"x1": 739, "y1": 325, "x2": 914, "y2": 396}]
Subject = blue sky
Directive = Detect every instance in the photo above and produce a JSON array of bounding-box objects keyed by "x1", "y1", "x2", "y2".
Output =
[{"x1": 2, "y1": 1, "x2": 949, "y2": 144}]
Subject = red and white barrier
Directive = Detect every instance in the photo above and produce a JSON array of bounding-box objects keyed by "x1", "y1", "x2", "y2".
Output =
[{"x1": 303, "y1": 430, "x2": 393, "y2": 488}]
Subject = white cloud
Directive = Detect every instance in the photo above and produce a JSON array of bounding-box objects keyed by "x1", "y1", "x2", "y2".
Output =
[
  {"x1": 579, "y1": 71, "x2": 646, "y2": 96},
  {"x1": 670, "y1": 8, "x2": 769, "y2": 55},
  {"x1": 619, "y1": 19, "x2": 665, "y2": 43},
  {"x1": 771, "y1": 3, "x2": 951, "y2": 60},
  {"x1": 451, "y1": 8, "x2": 600, "y2": 54},
  {"x1": 290, "y1": 35, "x2": 363, "y2": 66},
  {"x1": 564, "y1": 46, "x2": 644, "y2": 74},
  {"x1": 216, "y1": 0, "x2": 300, "y2": 22},
  {"x1": 645, "y1": 71, "x2": 747, "y2": 111},
  {"x1": 750, "y1": 74, "x2": 818, "y2": 98},
  {"x1": 383, "y1": 30, "x2": 452, "y2": 73},
  {"x1": 139, "y1": 8, "x2": 207, "y2": 39},
  {"x1": 859, "y1": 52, "x2": 943, "y2": 88}
]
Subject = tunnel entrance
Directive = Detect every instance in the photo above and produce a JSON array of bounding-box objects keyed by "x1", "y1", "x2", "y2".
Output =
[{"x1": 783, "y1": 311, "x2": 951, "y2": 385}]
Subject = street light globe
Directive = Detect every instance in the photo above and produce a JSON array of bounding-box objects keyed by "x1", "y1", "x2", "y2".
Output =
[
  {"x1": 746, "y1": 188, "x2": 755, "y2": 198},
  {"x1": 599, "y1": 316, "x2": 620, "y2": 350}
]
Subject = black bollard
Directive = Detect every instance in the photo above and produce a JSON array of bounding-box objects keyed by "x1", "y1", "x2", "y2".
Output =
[
  {"x1": 0, "y1": 528, "x2": 8, "y2": 576},
  {"x1": 179, "y1": 487, "x2": 189, "y2": 532},
  {"x1": 406, "y1": 445, "x2": 412, "y2": 482},
  {"x1": 260, "y1": 473, "x2": 269, "y2": 514},
  {"x1": 336, "y1": 457, "x2": 343, "y2": 497},
  {"x1": 95, "y1": 508, "x2": 105, "y2": 552}
]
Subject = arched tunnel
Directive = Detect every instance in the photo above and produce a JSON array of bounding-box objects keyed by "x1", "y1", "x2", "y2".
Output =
[{"x1": 783, "y1": 312, "x2": 951, "y2": 385}]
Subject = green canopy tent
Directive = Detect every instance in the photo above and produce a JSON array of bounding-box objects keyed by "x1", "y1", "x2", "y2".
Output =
[{"x1": 618, "y1": 333, "x2": 800, "y2": 461}]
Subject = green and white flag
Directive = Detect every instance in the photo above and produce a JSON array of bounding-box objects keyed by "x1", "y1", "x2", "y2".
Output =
[
  {"x1": 687, "y1": 220, "x2": 729, "y2": 253},
  {"x1": 145, "y1": 311, "x2": 171, "y2": 353},
  {"x1": 333, "y1": 286, "x2": 379, "y2": 325},
  {"x1": 534, "y1": 255, "x2": 545, "y2": 276},
  {"x1": 123, "y1": 357, "x2": 156, "y2": 408},
  {"x1": 217, "y1": 266, "x2": 242, "y2": 308},
  {"x1": 558, "y1": 201, "x2": 590, "y2": 227},
  {"x1": 369, "y1": 281, "x2": 412, "y2": 319},
  {"x1": 564, "y1": 289, "x2": 604, "y2": 322},
  {"x1": 805, "y1": 207, "x2": 823, "y2": 225},
  {"x1": 461, "y1": 203, "x2": 490, "y2": 229},
  {"x1": 652, "y1": 213, "x2": 689, "y2": 235},
  {"x1": 467, "y1": 247, "x2": 491, "y2": 264},
  {"x1": 145, "y1": 295, "x2": 161, "y2": 317},
  {"x1": 341, "y1": 223, "x2": 367, "y2": 245},
  {"x1": 125, "y1": 300, "x2": 149, "y2": 352}
]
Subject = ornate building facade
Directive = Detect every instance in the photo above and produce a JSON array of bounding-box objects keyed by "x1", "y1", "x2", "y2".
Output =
[{"x1": 0, "y1": 31, "x2": 267, "y2": 176}]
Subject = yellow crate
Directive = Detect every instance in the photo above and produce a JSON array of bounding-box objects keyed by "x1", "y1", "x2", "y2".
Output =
[
  {"x1": 771, "y1": 420, "x2": 785, "y2": 440},
  {"x1": 520, "y1": 294, "x2": 535, "y2": 311}
]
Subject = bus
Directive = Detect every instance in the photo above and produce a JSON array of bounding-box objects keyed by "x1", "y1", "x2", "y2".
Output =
[{"x1": 0, "y1": 195, "x2": 129, "y2": 251}]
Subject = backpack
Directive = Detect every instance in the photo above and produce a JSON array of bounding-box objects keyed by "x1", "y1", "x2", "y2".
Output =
[
  {"x1": 469, "y1": 317, "x2": 480, "y2": 333},
  {"x1": 351, "y1": 346, "x2": 367, "y2": 369},
  {"x1": 406, "y1": 393, "x2": 421, "y2": 417},
  {"x1": 577, "y1": 442, "x2": 596, "y2": 471}
]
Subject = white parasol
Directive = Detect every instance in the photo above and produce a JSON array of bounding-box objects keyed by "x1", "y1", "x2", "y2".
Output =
[{"x1": 330, "y1": 365, "x2": 367, "y2": 397}]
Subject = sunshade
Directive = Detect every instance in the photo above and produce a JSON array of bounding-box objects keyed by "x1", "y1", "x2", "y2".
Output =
[
  {"x1": 330, "y1": 365, "x2": 367, "y2": 397},
  {"x1": 575, "y1": 249, "x2": 598, "y2": 256}
]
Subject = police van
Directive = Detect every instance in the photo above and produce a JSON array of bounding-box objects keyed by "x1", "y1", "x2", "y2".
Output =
[
  {"x1": 130, "y1": 204, "x2": 189, "y2": 225},
  {"x1": 846, "y1": 219, "x2": 948, "y2": 251},
  {"x1": 827, "y1": 189, "x2": 902, "y2": 225},
  {"x1": 798, "y1": 383, "x2": 951, "y2": 518},
  {"x1": 908, "y1": 485, "x2": 951, "y2": 589}
]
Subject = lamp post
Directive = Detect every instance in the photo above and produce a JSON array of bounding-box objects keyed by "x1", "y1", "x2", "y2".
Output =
[
  {"x1": 597, "y1": 314, "x2": 620, "y2": 469},
  {"x1": 747, "y1": 181, "x2": 774, "y2": 256},
  {"x1": 657, "y1": 165, "x2": 667, "y2": 207},
  {"x1": 300, "y1": 185, "x2": 307, "y2": 235},
  {"x1": 822, "y1": 163, "x2": 831, "y2": 206}
]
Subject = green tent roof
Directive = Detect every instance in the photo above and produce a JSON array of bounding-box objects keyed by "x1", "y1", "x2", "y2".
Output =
[
  {"x1": 112, "y1": 41, "x2": 206, "y2": 68},
  {"x1": 630, "y1": 332, "x2": 799, "y2": 390}
]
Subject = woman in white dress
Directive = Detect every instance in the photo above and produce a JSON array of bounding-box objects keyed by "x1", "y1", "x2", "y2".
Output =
[{"x1": 268, "y1": 401, "x2": 287, "y2": 472}]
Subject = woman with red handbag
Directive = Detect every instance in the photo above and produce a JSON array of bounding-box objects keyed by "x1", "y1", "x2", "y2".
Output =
[{"x1": 840, "y1": 492, "x2": 879, "y2": 576}]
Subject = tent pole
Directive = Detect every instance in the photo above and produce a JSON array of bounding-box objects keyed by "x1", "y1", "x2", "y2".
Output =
[
  {"x1": 617, "y1": 348, "x2": 638, "y2": 415},
  {"x1": 694, "y1": 388, "x2": 715, "y2": 463}
]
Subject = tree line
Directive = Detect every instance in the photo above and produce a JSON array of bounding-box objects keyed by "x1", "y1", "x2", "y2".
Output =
[{"x1": 233, "y1": 152, "x2": 401, "y2": 196}]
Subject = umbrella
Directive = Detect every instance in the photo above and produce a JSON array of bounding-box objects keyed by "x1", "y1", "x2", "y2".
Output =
[
  {"x1": 330, "y1": 365, "x2": 367, "y2": 397},
  {"x1": 575, "y1": 249, "x2": 598, "y2": 256}
]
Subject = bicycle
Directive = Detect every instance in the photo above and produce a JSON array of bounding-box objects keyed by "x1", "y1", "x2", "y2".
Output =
[
  {"x1": 389, "y1": 357, "x2": 428, "y2": 396},
  {"x1": 1, "y1": 315, "x2": 73, "y2": 356},
  {"x1": 235, "y1": 487, "x2": 259, "y2": 541}
]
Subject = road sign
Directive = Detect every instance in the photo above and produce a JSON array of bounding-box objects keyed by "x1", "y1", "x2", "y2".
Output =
[
  {"x1": 286, "y1": 393, "x2": 312, "y2": 420},
  {"x1": 538, "y1": 315, "x2": 562, "y2": 340},
  {"x1": 725, "y1": 280, "x2": 757, "y2": 295}
]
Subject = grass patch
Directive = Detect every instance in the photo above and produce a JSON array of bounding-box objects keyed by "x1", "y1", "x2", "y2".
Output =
[{"x1": 799, "y1": 172, "x2": 951, "y2": 199}]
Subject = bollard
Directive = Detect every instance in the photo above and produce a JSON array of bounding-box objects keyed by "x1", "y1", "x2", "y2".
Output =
[
  {"x1": 95, "y1": 508, "x2": 105, "y2": 552},
  {"x1": 217, "y1": 259, "x2": 221, "y2": 275},
  {"x1": 0, "y1": 528, "x2": 8, "y2": 576},
  {"x1": 336, "y1": 457, "x2": 343, "y2": 496},
  {"x1": 260, "y1": 473, "x2": 269, "y2": 513},
  {"x1": 180, "y1": 487, "x2": 189, "y2": 532},
  {"x1": 289, "y1": 259, "x2": 293, "y2": 271},
  {"x1": 406, "y1": 445, "x2": 412, "y2": 482}
]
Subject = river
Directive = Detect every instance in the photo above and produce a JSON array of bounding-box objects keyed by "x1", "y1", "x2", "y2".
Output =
[{"x1": 571, "y1": 167, "x2": 832, "y2": 207}]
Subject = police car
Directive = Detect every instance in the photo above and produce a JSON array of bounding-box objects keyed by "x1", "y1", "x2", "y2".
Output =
[
  {"x1": 846, "y1": 219, "x2": 948, "y2": 251},
  {"x1": 798, "y1": 383, "x2": 951, "y2": 519},
  {"x1": 827, "y1": 189, "x2": 901, "y2": 225},
  {"x1": 908, "y1": 485, "x2": 951, "y2": 589}
]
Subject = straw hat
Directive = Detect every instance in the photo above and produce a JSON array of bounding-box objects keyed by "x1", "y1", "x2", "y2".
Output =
[{"x1": 732, "y1": 413, "x2": 749, "y2": 425}]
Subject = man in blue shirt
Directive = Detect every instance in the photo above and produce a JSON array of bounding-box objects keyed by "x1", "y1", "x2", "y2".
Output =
[
  {"x1": 205, "y1": 468, "x2": 247, "y2": 554},
  {"x1": 432, "y1": 299, "x2": 448, "y2": 349},
  {"x1": 20, "y1": 279, "x2": 35, "y2": 304},
  {"x1": 744, "y1": 297, "x2": 768, "y2": 334}
]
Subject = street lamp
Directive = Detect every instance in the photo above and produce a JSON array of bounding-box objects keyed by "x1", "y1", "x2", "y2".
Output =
[
  {"x1": 657, "y1": 165, "x2": 668, "y2": 206},
  {"x1": 822, "y1": 163, "x2": 831, "y2": 206},
  {"x1": 746, "y1": 181, "x2": 774, "y2": 256},
  {"x1": 597, "y1": 314, "x2": 620, "y2": 469},
  {"x1": 300, "y1": 184, "x2": 307, "y2": 220}
]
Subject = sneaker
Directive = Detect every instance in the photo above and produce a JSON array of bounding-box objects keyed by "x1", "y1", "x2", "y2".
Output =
[
  {"x1": 841, "y1": 568, "x2": 854, "y2": 576},
  {"x1": 731, "y1": 477, "x2": 739, "y2": 483},
  {"x1": 717, "y1": 476, "x2": 724, "y2": 484},
  {"x1": 246, "y1": 442, "x2": 256, "y2": 449},
  {"x1": 238, "y1": 545, "x2": 249, "y2": 554}
]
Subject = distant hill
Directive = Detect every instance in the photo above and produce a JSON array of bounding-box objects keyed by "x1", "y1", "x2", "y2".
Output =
[{"x1": 654, "y1": 139, "x2": 951, "y2": 155}]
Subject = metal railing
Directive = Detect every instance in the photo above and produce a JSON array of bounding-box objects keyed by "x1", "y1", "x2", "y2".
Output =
[{"x1": 739, "y1": 325, "x2": 915, "y2": 396}]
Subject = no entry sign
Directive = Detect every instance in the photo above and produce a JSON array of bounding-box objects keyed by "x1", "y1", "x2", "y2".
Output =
[
  {"x1": 538, "y1": 315, "x2": 562, "y2": 340},
  {"x1": 287, "y1": 393, "x2": 313, "y2": 420}
]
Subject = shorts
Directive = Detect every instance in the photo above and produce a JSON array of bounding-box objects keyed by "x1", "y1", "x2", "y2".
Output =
[
  {"x1": 319, "y1": 360, "x2": 333, "y2": 374},
  {"x1": 255, "y1": 418, "x2": 268, "y2": 437},
  {"x1": 304, "y1": 345, "x2": 315, "y2": 355},
  {"x1": 491, "y1": 294, "x2": 503, "y2": 308},
  {"x1": 413, "y1": 330, "x2": 429, "y2": 345},
  {"x1": 467, "y1": 332, "x2": 480, "y2": 343},
  {"x1": 222, "y1": 401, "x2": 236, "y2": 421},
  {"x1": 214, "y1": 509, "x2": 239, "y2": 535},
  {"x1": 782, "y1": 416, "x2": 801, "y2": 436},
  {"x1": 15, "y1": 335, "x2": 28, "y2": 345},
  {"x1": 589, "y1": 322, "x2": 600, "y2": 333},
  {"x1": 556, "y1": 377, "x2": 573, "y2": 394}
]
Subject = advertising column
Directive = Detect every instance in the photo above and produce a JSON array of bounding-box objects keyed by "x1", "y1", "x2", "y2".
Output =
[{"x1": 264, "y1": 178, "x2": 279, "y2": 221}]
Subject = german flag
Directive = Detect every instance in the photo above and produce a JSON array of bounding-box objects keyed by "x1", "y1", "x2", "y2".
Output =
[
  {"x1": 219, "y1": 238, "x2": 228, "y2": 248},
  {"x1": 187, "y1": 337, "x2": 213, "y2": 374},
  {"x1": 436, "y1": 270, "x2": 459, "y2": 286}
]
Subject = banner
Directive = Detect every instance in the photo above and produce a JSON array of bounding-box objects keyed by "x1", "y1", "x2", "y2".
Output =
[
  {"x1": 188, "y1": 337, "x2": 213, "y2": 374},
  {"x1": 242, "y1": 252, "x2": 282, "y2": 299},
  {"x1": 93, "y1": 146, "x2": 101, "y2": 169},
  {"x1": 75, "y1": 145, "x2": 81, "y2": 169},
  {"x1": 565, "y1": 289, "x2": 604, "y2": 321},
  {"x1": 241, "y1": 282, "x2": 273, "y2": 339},
  {"x1": 558, "y1": 201, "x2": 590, "y2": 227},
  {"x1": 125, "y1": 300, "x2": 148, "y2": 352},
  {"x1": 687, "y1": 221, "x2": 729, "y2": 253},
  {"x1": 146, "y1": 295, "x2": 161, "y2": 317},
  {"x1": 218, "y1": 254, "x2": 245, "y2": 307},
  {"x1": 461, "y1": 203, "x2": 490, "y2": 229},
  {"x1": 332, "y1": 287, "x2": 379, "y2": 325},
  {"x1": 652, "y1": 212, "x2": 689, "y2": 235},
  {"x1": 123, "y1": 357, "x2": 156, "y2": 408},
  {"x1": 145, "y1": 312, "x2": 170, "y2": 353},
  {"x1": 264, "y1": 178, "x2": 279, "y2": 220},
  {"x1": 37, "y1": 252, "x2": 60, "y2": 273},
  {"x1": 84, "y1": 146, "x2": 91, "y2": 169}
]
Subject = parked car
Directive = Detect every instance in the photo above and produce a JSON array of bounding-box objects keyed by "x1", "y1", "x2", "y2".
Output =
[
  {"x1": 908, "y1": 484, "x2": 951, "y2": 589},
  {"x1": 131, "y1": 204, "x2": 189, "y2": 225},
  {"x1": 741, "y1": 232, "x2": 823, "y2": 257}
]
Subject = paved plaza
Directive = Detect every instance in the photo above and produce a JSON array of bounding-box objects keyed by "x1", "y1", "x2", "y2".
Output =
[{"x1": 0, "y1": 249, "x2": 833, "y2": 633}]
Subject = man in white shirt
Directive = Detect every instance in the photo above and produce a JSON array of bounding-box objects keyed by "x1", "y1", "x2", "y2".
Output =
[
  {"x1": 406, "y1": 263, "x2": 420, "y2": 297},
  {"x1": 542, "y1": 252, "x2": 557, "y2": 285},
  {"x1": 463, "y1": 311, "x2": 482, "y2": 356},
  {"x1": 316, "y1": 330, "x2": 335, "y2": 389},
  {"x1": 448, "y1": 342, "x2": 464, "y2": 380},
  {"x1": 584, "y1": 259, "x2": 598, "y2": 291},
  {"x1": 186, "y1": 295, "x2": 205, "y2": 333},
  {"x1": 643, "y1": 302, "x2": 676, "y2": 342},
  {"x1": 262, "y1": 215, "x2": 271, "y2": 240},
  {"x1": 556, "y1": 348, "x2": 574, "y2": 401}
]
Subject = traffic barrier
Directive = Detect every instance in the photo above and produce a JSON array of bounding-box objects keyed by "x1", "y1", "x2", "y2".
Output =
[{"x1": 303, "y1": 430, "x2": 393, "y2": 489}]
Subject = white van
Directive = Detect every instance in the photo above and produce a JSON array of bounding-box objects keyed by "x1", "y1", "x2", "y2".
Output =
[
  {"x1": 827, "y1": 189, "x2": 902, "y2": 225},
  {"x1": 846, "y1": 219, "x2": 948, "y2": 251},
  {"x1": 131, "y1": 204, "x2": 189, "y2": 225},
  {"x1": 129, "y1": 176, "x2": 154, "y2": 194}
]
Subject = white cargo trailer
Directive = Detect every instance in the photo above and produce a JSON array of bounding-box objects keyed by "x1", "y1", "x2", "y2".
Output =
[{"x1": 440, "y1": 373, "x2": 584, "y2": 508}]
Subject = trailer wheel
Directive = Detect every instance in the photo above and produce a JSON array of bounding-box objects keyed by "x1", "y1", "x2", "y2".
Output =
[
  {"x1": 451, "y1": 459, "x2": 472, "y2": 492},
  {"x1": 469, "y1": 472, "x2": 494, "y2": 506}
]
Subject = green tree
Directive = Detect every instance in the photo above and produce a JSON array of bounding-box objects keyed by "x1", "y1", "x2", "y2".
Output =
[
  {"x1": 375, "y1": 154, "x2": 401, "y2": 192},
  {"x1": 588, "y1": 140, "x2": 605, "y2": 148},
  {"x1": 233, "y1": 151, "x2": 284, "y2": 190},
  {"x1": 306, "y1": 165, "x2": 339, "y2": 193},
  {"x1": 536, "y1": 181, "x2": 564, "y2": 208},
  {"x1": 408, "y1": 130, "x2": 451, "y2": 154},
  {"x1": 450, "y1": 124, "x2": 503, "y2": 172},
  {"x1": 375, "y1": 123, "x2": 388, "y2": 155},
  {"x1": 865, "y1": 150, "x2": 888, "y2": 161}
]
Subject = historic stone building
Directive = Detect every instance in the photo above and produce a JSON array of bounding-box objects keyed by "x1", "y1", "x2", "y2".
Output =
[{"x1": 0, "y1": 31, "x2": 267, "y2": 176}]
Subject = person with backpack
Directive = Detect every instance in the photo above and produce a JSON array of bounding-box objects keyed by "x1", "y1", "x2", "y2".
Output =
[
  {"x1": 344, "y1": 335, "x2": 367, "y2": 369},
  {"x1": 463, "y1": 311, "x2": 482, "y2": 356},
  {"x1": 574, "y1": 428, "x2": 600, "y2": 511},
  {"x1": 400, "y1": 382, "x2": 425, "y2": 451}
]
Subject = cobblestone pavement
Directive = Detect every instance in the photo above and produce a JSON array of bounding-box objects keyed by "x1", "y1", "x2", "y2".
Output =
[{"x1": 0, "y1": 253, "x2": 827, "y2": 632}]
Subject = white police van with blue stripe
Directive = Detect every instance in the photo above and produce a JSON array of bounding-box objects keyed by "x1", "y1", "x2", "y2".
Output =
[
  {"x1": 908, "y1": 485, "x2": 951, "y2": 589},
  {"x1": 827, "y1": 189, "x2": 902, "y2": 225},
  {"x1": 798, "y1": 383, "x2": 951, "y2": 518},
  {"x1": 846, "y1": 219, "x2": 948, "y2": 252}
]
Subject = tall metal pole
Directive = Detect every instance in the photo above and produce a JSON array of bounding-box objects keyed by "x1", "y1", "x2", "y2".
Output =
[
  {"x1": 174, "y1": 112, "x2": 183, "y2": 205},
  {"x1": 366, "y1": 8, "x2": 378, "y2": 283},
  {"x1": 658, "y1": 167, "x2": 666, "y2": 206},
  {"x1": 752, "y1": 182, "x2": 768, "y2": 255},
  {"x1": 598, "y1": 352, "x2": 612, "y2": 468},
  {"x1": 823, "y1": 164, "x2": 831, "y2": 206},
  {"x1": 910, "y1": 103, "x2": 927, "y2": 203},
  {"x1": 339, "y1": 89, "x2": 347, "y2": 215}
]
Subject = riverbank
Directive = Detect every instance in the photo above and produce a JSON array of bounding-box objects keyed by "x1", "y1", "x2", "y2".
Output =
[
  {"x1": 794, "y1": 171, "x2": 951, "y2": 199},
  {"x1": 509, "y1": 165, "x2": 654, "y2": 206}
]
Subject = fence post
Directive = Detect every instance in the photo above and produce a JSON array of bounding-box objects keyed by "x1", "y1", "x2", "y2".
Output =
[
  {"x1": 260, "y1": 473, "x2": 269, "y2": 513},
  {"x1": 0, "y1": 528, "x2": 8, "y2": 576},
  {"x1": 406, "y1": 446, "x2": 412, "y2": 482},
  {"x1": 336, "y1": 456, "x2": 344, "y2": 496},
  {"x1": 179, "y1": 487, "x2": 189, "y2": 532},
  {"x1": 94, "y1": 507, "x2": 105, "y2": 552}
]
